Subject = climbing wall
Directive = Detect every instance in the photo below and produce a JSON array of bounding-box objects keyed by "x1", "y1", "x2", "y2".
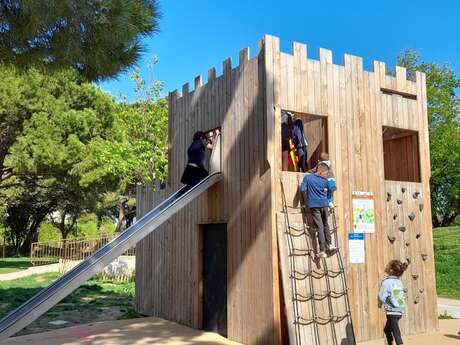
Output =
[
  {"x1": 384, "y1": 181, "x2": 435, "y2": 335},
  {"x1": 277, "y1": 176, "x2": 356, "y2": 345}
]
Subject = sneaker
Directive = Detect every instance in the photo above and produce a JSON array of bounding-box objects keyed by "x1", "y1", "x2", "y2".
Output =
[
  {"x1": 317, "y1": 251, "x2": 327, "y2": 258},
  {"x1": 328, "y1": 244, "x2": 337, "y2": 251}
]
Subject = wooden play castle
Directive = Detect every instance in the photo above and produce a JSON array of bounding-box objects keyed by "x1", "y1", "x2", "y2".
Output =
[{"x1": 136, "y1": 35, "x2": 438, "y2": 345}]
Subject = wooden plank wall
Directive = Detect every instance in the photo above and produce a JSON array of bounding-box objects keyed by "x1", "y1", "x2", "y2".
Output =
[
  {"x1": 264, "y1": 35, "x2": 437, "y2": 343},
  {"x1": 136, "y1": 35, "x2": 437, "y2": 345},
  {"x1": 136, "y1": 43, "x2": 280, "y2": 345},
  {"x1": 278, "y1": 172, "x2": 356, "y2": 345}
]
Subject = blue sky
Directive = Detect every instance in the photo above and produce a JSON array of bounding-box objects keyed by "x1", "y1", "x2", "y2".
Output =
[{"x1": 99, "y1": 0, "x2": 459, "y2": 101}]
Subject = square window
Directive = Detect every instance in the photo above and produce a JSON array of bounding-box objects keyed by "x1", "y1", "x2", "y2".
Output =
[
  {"x1": 382, "y1": 126, "x2": 421, "y2": 182},
  {"x1": 281, "y1": 111, "x2": 328, "y2": 172}
]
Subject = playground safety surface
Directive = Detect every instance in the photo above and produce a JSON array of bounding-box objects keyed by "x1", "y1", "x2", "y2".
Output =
[
  {"x1": 358, "y1": 319, "x2": 460, "y2": 345},
  {"x1": 2, "y1": 317, "x2": 459, "y2": 345},
  {"x1": 3, "y1": 316, "x2": 241, "y2": 345}
]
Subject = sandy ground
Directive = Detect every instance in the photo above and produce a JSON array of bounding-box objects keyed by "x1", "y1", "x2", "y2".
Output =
[
  {"x1": 3, "y1": 317, "x2": 459, "y2": 345},
  {"x1": 358, "y1": 319, "x2": 460, "y2": 345},
  {"x1": 0, "y1": 263, "x2": 59, "y2": 281},
  {"x1": 3, "y1": 317, "x2": 241, "y2": 345}
]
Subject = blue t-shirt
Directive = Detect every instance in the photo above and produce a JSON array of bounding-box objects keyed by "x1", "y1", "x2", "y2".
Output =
[
  {"x1": 187, "y1": 138, "x2": 207, "y2": 167},
  {"x1": 300, "y1": 174, "x2": 334, "y2": 208}
]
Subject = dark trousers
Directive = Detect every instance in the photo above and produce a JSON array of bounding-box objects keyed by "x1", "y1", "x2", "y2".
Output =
[
  {"x1": 310, "y1": 207, "x2": 331, "y2": 252},
  {"x1": 296, "y1": 147, "x2": 308, "y2": 172},
  {"x1": 297, "y1": 152, "x2": 308, "y2": 172},
  {"x1": 384, "y1": 314, "x2": 403, "y2": 345}
]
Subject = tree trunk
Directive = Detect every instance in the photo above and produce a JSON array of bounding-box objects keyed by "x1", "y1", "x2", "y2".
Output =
[
  {"x1": 116, "y1": 199, "x2": 127, "y2": 233},
  {"x1": 440, "y1": 213, "x2": 457, "y2": 227},
  {"x1": 20, "y1": 221, "x2": 41, "y2": 256}
]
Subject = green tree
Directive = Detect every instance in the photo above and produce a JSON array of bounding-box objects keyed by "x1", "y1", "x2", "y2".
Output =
[
  {"x1": 0, "y1": 0, "x2": 160, "y2": 81},
  {"x1": 1, "y1": 67, "x2": 117, "y2": 243},
  {"x1": 398, "y1": 50, "x2": 460, "y2": 227},
  {"x1": 2, "y1": 177, "x2": 56, "y2": 255},
  {"x1": 0, "y1": 64, "x2": 52, "y2": 184},
  {"x1": 76, "y1": 65, "x2": 168, "y2": 232}
]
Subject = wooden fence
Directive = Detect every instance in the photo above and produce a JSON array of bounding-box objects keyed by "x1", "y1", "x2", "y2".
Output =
[{"x1": 30, "y1": 236, "x2": 135, "y2": 281}]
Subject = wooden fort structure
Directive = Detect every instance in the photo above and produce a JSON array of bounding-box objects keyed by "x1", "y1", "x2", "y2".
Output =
[{"x1": 136, "y1": 35, "x2": 438, "y2": 345}]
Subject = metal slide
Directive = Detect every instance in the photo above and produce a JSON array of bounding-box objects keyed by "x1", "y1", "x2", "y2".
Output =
[{"x1": 0, "y1": 135, "x2": 222, "y2": 340}]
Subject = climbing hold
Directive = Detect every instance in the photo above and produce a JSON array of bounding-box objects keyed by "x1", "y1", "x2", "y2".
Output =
[
  {"x1": 408, "y1": 212, "x2": 416, "y2": 221},
  {"x1": 388, "y1": 235, "x2": 396, "y2": 244},
  {"x1": 401, "y1": 187, "x2": 406, "y2": 193},
  {"x1": 393, "y1": 214, "x2": 398, "y2": 220},
  {"x1": 413, "y1": 191, "x2": 420, "y2": 199},
  {"x1": 397, "y1": 199, "x2": 403, "y2": 205},
  {"x1": 387, "y1": 193, "x2": 392, "y2": 202},
  {"x1": 414, "y1": 295, "x2": 420, "y2": 304},
  {"x1": 419, "y1": 288, "x2": 424, "y2": 294},
  {"x1": 405, "y1": 241, "x2": 410, "y2": 247},
  {"x1": 421, "y1": 254, "x2": 428, "y2": 261},
  {"x1": 406, "y1": 256, "x2": 411, "y2": 265},
  {"x1": 412, "y1": 274, "x2": 419, "y2": 280},
  {"x1": 416, "y1": 233, "x2": 422, "y2": 239},
  {"x1": 419, "y1": 204, "x2": 424, "y2": 212},
  {"x1": 398, "y1": 226, "x2": 407, "y2": 233}
]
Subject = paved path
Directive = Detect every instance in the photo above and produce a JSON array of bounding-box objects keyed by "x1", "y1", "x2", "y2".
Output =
[
  {"x1": 0, "y1": 263, "x2": 60, "y2": 281},
  {"x1": 3, "y1": 317, "x2": 241, "y2": 345},
  {"x1": 438, "y1": 297, "x2": 460, "y2": 318},
  {"x1": 358, "y1": 319, "x2": 460, "y2": 345}
]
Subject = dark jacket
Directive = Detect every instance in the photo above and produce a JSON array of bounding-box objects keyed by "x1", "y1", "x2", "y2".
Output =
[
  {"x1": 292, "y1": 119, "x2": 307, "y2": 155},
  {"x1": 187, "y1": 138, "x2": 208, "y2": 167}
]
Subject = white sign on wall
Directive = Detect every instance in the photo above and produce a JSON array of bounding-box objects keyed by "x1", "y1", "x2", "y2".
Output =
[{"x1": 348, "y1": 233, "x2": 365, "y2": 264}]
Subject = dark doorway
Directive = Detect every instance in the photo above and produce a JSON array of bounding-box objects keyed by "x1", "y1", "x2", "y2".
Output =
[{"x1": 202, "y1": 223, "x2": 227, "y2": 337}]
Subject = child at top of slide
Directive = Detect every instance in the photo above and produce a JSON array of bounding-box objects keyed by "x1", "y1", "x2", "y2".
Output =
[{"x1": 180, "y1": 129, "x2": 219, "y2": 188}]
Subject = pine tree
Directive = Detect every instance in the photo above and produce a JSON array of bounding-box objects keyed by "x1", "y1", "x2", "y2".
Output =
[{"x1": 0, "y1": 0, "x2": 160, "y2": 81}]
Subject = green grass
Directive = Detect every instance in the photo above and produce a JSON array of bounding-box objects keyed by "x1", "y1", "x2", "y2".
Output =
[
  {"x1": 0, "y1": 272, "x2": 139, "y2": 335},
  {"x1": 433, "y1": 226, "x2": 460, "y2": 299},
  {"x1": 0, "y1": 257, "x2": 33, "y2": 274}
]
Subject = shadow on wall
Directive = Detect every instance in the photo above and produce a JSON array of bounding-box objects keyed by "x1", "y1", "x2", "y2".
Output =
[{"x1": 138, "y1": 40, "x2": 279, "y2": 345}]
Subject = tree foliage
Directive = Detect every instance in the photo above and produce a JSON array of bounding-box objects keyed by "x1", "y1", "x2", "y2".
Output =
[
  {"x1": 398, "y1": 50, "x2": 460, "y2": 227},
  {"x1": 0, "y1": 58, "x2": 169, "y2": 248},
  {"x1": 0, "y1": 0, "x2": 160, "y2": 81},
  {"x1": 76, "y1": 64, "x2": 168, "y2": 232},
  {"x1": 0, "y1": 66, "x2": 118, "y2": 244}
]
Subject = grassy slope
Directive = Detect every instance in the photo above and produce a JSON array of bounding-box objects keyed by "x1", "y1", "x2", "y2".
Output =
[
  {"x1": 0, "y1": 257, "x2": 33, "y2": 274},
  {"x1": 433, "y1": 226, "x2": 460, "y2": 299},
  {"x1": 0, "y1": 272, "x2": 139, "y2": 335}
]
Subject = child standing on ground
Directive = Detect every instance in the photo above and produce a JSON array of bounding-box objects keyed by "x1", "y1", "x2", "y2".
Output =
[
  {"x1": 378, "y1": 260, "x2": 408, "y2": 345},
  {"x1": 300, "y1": 162, "x2": 337, "y2": 258}
]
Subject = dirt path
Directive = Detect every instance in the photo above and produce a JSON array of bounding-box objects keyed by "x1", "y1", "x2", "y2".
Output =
[
  {"x1": 438, "y1": 297, "x2": 460, "y2": 318},
  {"x1": 0, "y1": 263, "x2": 59, "y2": 281}
]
